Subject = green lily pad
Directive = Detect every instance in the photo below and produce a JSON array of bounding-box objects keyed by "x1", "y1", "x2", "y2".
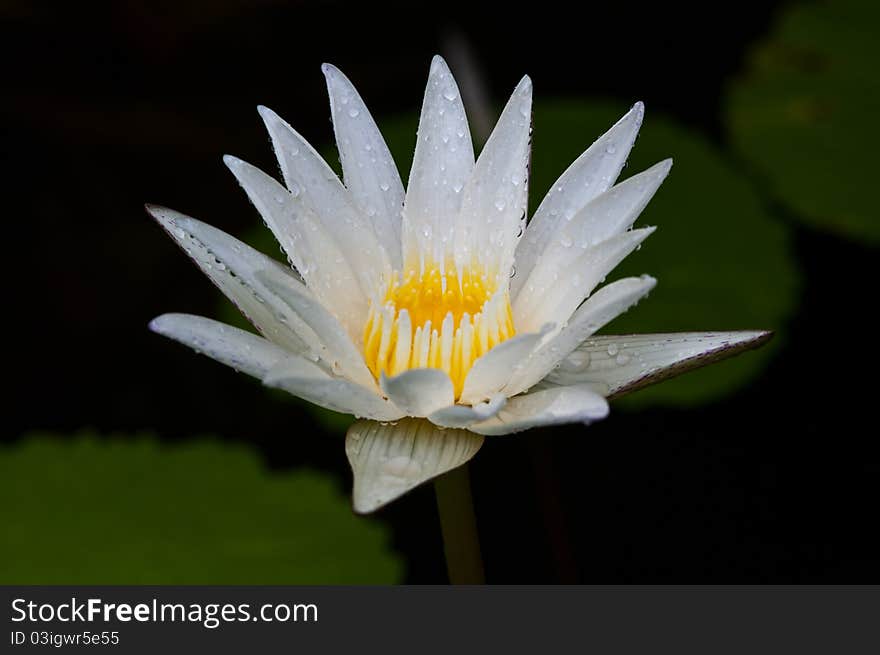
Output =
[
  {"x1": 726, "y1": 0, "x2": 880, "y2": 243},
  {"x1": 0, "y1": 433, "x2": 402, "y2": 583},
  {"x1": 522, "y1": 101, "x2": 797, "y2": 406}
]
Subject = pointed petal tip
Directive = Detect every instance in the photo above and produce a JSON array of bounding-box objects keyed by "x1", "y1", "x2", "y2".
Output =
[
  {"x1": 321, "y1": 62, "x2": 345, "y2": 85},
  {"x1": 221, "y1": 153, "x2": 239, "y2": 168},
  {"x1": 256, "y1": 104, "x2": 277, "y2": 124},
  {"x1": 144, "y1": 203, "x2": 176, "y2": 226},
  {"x1": 147, "y1": 315, "x2": 165, "y2": 333},
  {"x1": 750, "y1": 329, "x2": 774, "y2": 345},
  {"x1": 653, "y1": 158, "x2": 673, "y2": 176}
]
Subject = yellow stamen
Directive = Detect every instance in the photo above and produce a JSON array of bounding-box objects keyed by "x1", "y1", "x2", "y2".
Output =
[{"x1": 364, "y1": 263, "x2": 516, "y2": 399}]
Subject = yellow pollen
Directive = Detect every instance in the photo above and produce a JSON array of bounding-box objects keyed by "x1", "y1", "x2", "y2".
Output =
[{"x1": 363, "y1": 264, "x2": 516, "y2": 400}]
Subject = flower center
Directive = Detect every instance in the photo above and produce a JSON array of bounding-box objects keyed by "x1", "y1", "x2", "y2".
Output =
[{"x1": 363, "y1": 264, "x2": 515, "y2": 400}]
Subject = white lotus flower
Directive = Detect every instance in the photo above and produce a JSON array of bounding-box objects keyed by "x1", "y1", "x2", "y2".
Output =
[{"x1": 148, "y1": 56, "x2": 770, "y2": 513}]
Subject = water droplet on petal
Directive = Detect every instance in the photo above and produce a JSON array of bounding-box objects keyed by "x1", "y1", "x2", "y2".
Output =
[
  {"x1": 348, "y1": 107, "x2": 360, "y2": 118},
  {"x1": 383, "y1": 455, "x2": 423, "y2": 479},
  {"x1": 607, "y1": 343, "x2": 619, "y2": 356}
]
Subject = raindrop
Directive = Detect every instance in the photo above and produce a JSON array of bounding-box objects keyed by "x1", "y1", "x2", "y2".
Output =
[
  {"x1": 442, "y1": 89, "x2": 458, "y2": 101},
  {"x1": 560, "y1": 235, "x2": 573, "y2": 248},
  {"x1": 453, "y1": 183, "x2": 463, "y2": 193},
  {"x1": 615, "y1": 353, "x2": 631, "y2": 366},
  {"x1": 607, "y1": 343, "x2": 619, "y2": 356},
  {"x1": 567, "y1": 350, "x2": 591, "y2": 372},
  {"x1": 605, "y1": 143, "x2": 617, "y2": 154},
  {"x1": 380, "y1": 182, "x2": 390, "y2": 191},
  {"x1": 347, "y1": 108, "x2": 360, "y2": 118},
  {"x1": 494, "y1": 199, "x2": 506, "y2": 211},
  {"x1": 383, "y1": 455, "x2": 423, "y2": 479}
]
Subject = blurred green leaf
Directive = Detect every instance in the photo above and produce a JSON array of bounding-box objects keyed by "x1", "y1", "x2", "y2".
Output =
[
  {"x1": 726, "y1": 0, "x2": 880, "y2": 242},
  {"x1": 0, "y1": 433, "x2": 402, "y2": 583}
]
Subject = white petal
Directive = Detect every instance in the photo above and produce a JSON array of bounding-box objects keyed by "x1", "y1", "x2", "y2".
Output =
[
  {"x1": 265, "y1": 360, "x2": 402, "y2": 422},
  {"x1": 469, "y1": 385, "x2": 609, "y2": 436},
  {"x1": 222, "y1": 155, "x2": 303, "y2": 272},
  {"x1": 515, "y1": 227, "x2": 655, "y2": 332},
  {"x1": 458, "y1": 327, "x2": 550, "y2": 405},
  {"x1": 149, "y1": 313, "x2": 290, "y2": 379},
  {"x1": 543, "y1": 331, "x2": 773, "y2": 398},
  {"x1": 402, "y1": 56, "x2": 475, "y2": 269},
  {"x1": 506, "y1": 276, "x2": 656, "y2": 396},
  {"x1": 223, "y1": 155, "x2": 365, "y2": 334},
  {"x1": 454, "y1": 76, "x2": 532, "y2": 276},
  {"x1": 258, "y1": 105, "x2": 390, "y2": 293},
  {"x1": 323, "y1": 63, "x2": 405, "y2": 269},
  {"x1": 512, "y1": 102, "x2": 645, "y2": 299},
  {"x1": 346, "y1": 418, "x2": 484, "y2": 513},
  {"x1": 427, "y1": 393, "x2": 507, "y2": 429},
  {"x1": 379, "y1": 368, "x2": 454, "y2": 417},
  {"x1": 147, "y1": 205, "x2": 310, "y2": 355},
  {"x1": 254, "y1": 266, "x2": 376, "y2": 389},
  {"x1": 560, "y1": 159, "x2": 672, "y2": 248},
  {"x1": 515, "y1": 159, "x2": 670, "y2": 309}
]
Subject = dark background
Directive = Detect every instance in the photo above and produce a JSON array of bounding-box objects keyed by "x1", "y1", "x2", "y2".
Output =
[{"x1": 4, "y1": 0, "x2": 876, "y2": 582}]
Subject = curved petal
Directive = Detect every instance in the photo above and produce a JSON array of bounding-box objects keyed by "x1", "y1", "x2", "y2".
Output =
[
  {"x1": 515, "y1": 227, "x2": 655, "y2": 332},
  {"x1": 264, "y1": 360, "x2": 402, "y2": 422},
  {"x1": 323, "y1": 63, "x2": 405, "y2": 269},
  {"x1": 506, "y1": 275, "x2": 657, "y2": 396},
  {"x1": 149, "y1": 313, "x2": 291, "y2": 379},
  {"x1": 514, "y1": 159, "x2": 670, "y2": 326},
  {"x1": 543, "y1": 331, "x2": 773, "y2": 399},
  {"x1": 346, "y1": 418, "x2": 484, "y2": 513},
  {"x1": 146, "y1": 205, "x2": 310, "y2": 355},
  {"x1": 427, "y1": 393, "x2": 507, "y2": 429},
  {"x1": 512, "y1": 102, "x2": 645, "y2": 300},
  {"x1": 258, "y1": 105, "x2": 390, "y2": 294},
  {"x1": 561, "y1": 159, "x2": 672, "y2": 247},
  {"x1": 254, "y1": 267, "x2": 376, "y2": 389},
  {"x1": 379, "y1": 368, "x2": 454, "y2": 417},
  {"x1": 223, "y1": 155, "x2": 365, "y2": 334},
  {"x1": 458, "y1": 328, "x2": 550, "y2": 404},
  {"x1": 402, "y1": 56, "x2": 475, "y2": 269},
  {"x1": 454, "y1": 76, "x2": 532, "y2": 277},
  {"x1": 469, "y1": 385, "x2": 609, "y2": 436}
]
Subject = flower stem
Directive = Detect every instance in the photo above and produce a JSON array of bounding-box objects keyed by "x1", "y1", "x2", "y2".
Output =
[{"x1": 434, "y1": 464, "x2": 485, "y2": 584}]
